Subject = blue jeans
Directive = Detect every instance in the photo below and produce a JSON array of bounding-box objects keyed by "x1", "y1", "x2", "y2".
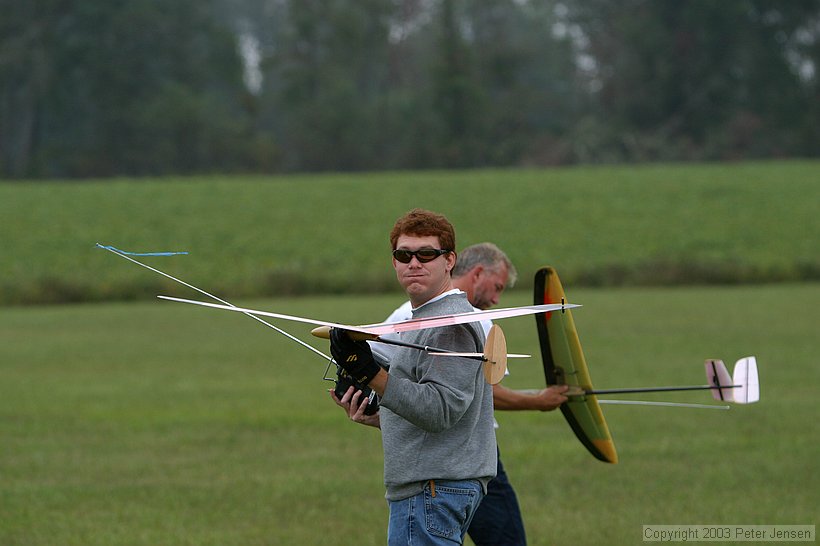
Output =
[
  {"x1": 387, "y1": 479, "x2": 484, "y2": 545},
  {"x1": 467, "y1": 451, "x2": 527, "y2": 546}
]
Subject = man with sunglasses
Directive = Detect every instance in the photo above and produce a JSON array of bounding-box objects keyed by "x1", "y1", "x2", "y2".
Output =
[
  {"x1": 329, "y1": 209, "x2": 496, "y2": 545},
  {"x1": 335, "y1": 242, "x2": 569, "y2": 546}
]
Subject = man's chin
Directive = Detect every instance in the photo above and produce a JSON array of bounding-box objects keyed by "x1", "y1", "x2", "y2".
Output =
[
  {"x1": 401, "y1": 278, "x2": 424, "y2": 290},
  {"x1": 404, "y1": 284, "x2": 425, "y2": 296},
  {"x1": 403, "y1": 282, "x2": 429, "y2": 300}
]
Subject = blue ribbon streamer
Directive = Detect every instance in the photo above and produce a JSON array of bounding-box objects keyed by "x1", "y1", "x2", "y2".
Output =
[{"x1": 96, "y1": 243, "x2": 188, "y2": 256}]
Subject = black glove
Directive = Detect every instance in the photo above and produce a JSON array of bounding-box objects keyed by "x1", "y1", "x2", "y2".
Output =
[
  {"x1": 333, "y1": 365, "x2": 380, "y2": 416},
  {"x1": 329, "y1": 328, "x2": 382, "y2": 387}
]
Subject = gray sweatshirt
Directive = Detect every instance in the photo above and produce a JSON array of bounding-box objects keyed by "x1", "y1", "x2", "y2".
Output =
[{"x1": 378, "y1": 291, "x2": 497, "y2": 501}]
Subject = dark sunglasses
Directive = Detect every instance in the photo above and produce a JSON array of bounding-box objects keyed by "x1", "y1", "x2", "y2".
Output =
[{"x1": 392, "y1": 248, "x2": 451, "y2": 264}]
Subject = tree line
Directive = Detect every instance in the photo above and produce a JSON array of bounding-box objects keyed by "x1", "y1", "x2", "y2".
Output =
[{"x1": 2, "y1": 0, "x2": 818, "y2": 178}]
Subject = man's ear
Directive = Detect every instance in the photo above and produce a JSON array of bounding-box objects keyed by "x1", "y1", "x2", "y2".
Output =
[
  {"x1": 470, "y1": 265, "x2": 484, "y2": 281},
  {"x1": 445, "y1": 251, "x2": 457, "y2": 272}
]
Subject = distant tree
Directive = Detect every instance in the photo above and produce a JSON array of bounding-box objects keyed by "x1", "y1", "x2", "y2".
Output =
[
  {"x1": 461, "y1": 0, "x2": 582, "y2": 165},
  {"x1": 1, "y1": 0, "x2": 262, "y2": 178},
  {"x1": 4, "y1": 0, "x2": 817, "y2": 177},
  {"x1": 253, "y1": 0, "x2": 395, "y2": 171},
  {"x1": 249, "y1": 0, "x2": 582, "y2": 170},
  {"x1": 0, "y1": 0, "x2": 49, "y2": 177},
  {"x1": 565, "y1": 0, "x2": 820, "y2": 161}
]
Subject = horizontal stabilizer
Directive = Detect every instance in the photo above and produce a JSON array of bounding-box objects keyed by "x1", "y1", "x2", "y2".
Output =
[
  {"x1": 427, "y1": 352, "x2": 530, "y2": 358},
  {"x1": 705, "y1": 359, "x2": 734, "y2": 402},
  {"x1": 732, "y1": 356, "x2": 759, "y2": 404}
]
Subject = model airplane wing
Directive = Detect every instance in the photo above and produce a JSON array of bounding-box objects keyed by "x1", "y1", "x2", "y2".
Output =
[
  {"x1": 534, "y1": 266, "x2": 618, "y2": 464},
  {"x1": 355, "y1": 303, "x2": 580, "y2": 334},
  {"x1": 157, "y1": 295, "x2": 578, "y2": 337}
]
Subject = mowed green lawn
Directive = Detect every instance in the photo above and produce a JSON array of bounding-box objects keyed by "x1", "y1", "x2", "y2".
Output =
[
  {"x1": 1, "y1": 283, "x2": 817, "y2": 545},
  {"x1": 2, "y1": 160, "x2": 818, "y2": 304}
]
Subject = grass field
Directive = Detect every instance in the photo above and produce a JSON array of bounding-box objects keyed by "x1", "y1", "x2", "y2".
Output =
[
  {"x1": 2, "y1": 160, "x2": 819, "y2": 304},
  {"x1": 1, "y1": 283, "x2": 817, "y2": 545},
  {"x1": 2, "y1": 161, "x2": 817, "y2": 543}
]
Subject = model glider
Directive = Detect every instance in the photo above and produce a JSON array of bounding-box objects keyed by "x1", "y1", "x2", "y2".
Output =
[
  {"x1": 534, "y1": 266, "x2": 760, "y2": 464},
  {"x1": 97, "y1": 244, "x2": 570, "y2": 384},
  {"x1": 156, "y1": 295, "x2": 576, "y2": 337},
  {"x1": 156, "y1": 295, "x2": 573, "y2": 384}
]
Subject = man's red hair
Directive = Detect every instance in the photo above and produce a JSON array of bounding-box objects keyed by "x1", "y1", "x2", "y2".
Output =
[{"x1": 390, "y1": 208, "x2": 456, "y2": 251}]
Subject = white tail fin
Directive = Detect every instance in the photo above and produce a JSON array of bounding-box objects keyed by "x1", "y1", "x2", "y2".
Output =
[
  {"x1": 705, "y1": 359, "x2": 734, "y2": 402},
  {"x1": 732, "y1": 356, "x2": 759, "y2": 404}
]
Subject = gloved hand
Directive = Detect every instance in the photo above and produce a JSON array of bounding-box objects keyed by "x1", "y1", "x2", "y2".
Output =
[
  {"x1": 330, "y1": 327, "x2": 382, "y2": 387},
  {"x1": 334, "y1": 366, "x2": 380, "y2": 416}
]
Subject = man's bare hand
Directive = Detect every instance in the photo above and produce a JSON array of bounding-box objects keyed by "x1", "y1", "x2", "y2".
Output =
[
  {"x1": 491, "y1": 384, "x2": 569, "y2": 411},
  {"x1": 330, "y1": 386, "x2": 381, "y2": 428},
  {"x1": 531, "y1": 385, "x2": 569, "y2": 411}
]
